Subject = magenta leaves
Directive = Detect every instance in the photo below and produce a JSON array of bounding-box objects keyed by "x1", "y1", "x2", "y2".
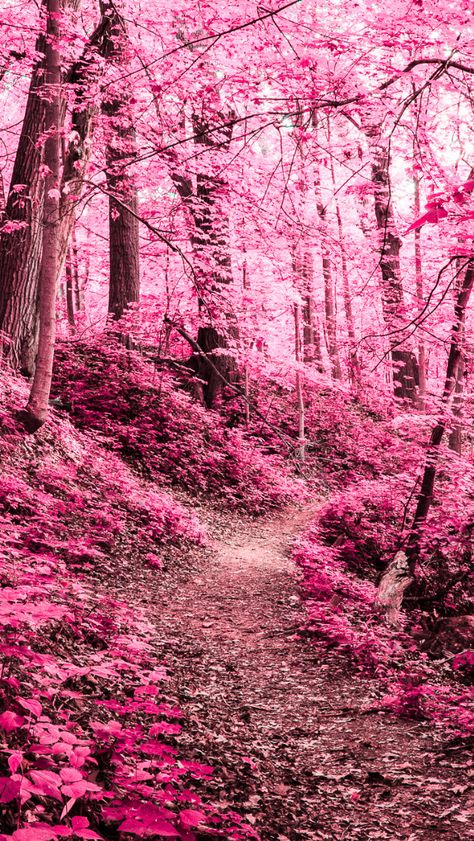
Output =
[{"x1": 0, "y1": 368, "x2": 258, "y2": 840}]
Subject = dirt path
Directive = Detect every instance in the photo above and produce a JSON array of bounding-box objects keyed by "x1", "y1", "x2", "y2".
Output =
[{"x1": 129, "y1": 505, "x2": 473, "y2": 840}]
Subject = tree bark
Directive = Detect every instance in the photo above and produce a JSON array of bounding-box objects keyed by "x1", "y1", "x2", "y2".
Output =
[
  {"x1": 22, "y1": 0, "x2": 62, "y2": 430},
  {"x1": 414, "y1": 173, "x2": 427, "y2": 409},
  {"x1": 0, "y1": 31, "x2": 46, "y2": 374},
  {"x1": 448, "y1": 354, "x2": 465, "y2": 455},
  {"x1": 377, "y1": 261, "x2": 474, "y2": 622},
  {"x1": 328, "y1": 150, "x2": 360, "y2": 384},
  {"x1": 168, "y1": 112, "x2": 237, "y2": 408},
  {"x1": 98, "y1": 0, "x2": 140, "y2": 321},
  {"x1": 65, "y1": 247, "x2": 76, "y2": 331},
  {"x1": 294, "y1": 302, "x2": 305, "y2": 463},
  {"x1": 0, "y1": 2, "x2": 110, "y2": 373},
  {"x1": 369, "y1": 137, "x2": 418, "y2": 401},
  {"x1": 314, "y1": 167, "x2": 341, "y2": 380},
  {"x1": 57, "y1": 9, "x2": 116, "y2": 280}
]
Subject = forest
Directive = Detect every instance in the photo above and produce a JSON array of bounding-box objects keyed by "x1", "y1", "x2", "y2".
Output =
[{"x1": 0, "y1": 0, "x2": 473, "y2": 838}]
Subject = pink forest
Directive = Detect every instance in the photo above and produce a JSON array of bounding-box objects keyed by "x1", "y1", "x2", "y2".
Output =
[{"x1": 0, "y1": 0, "x2": 473, "y2": 838}]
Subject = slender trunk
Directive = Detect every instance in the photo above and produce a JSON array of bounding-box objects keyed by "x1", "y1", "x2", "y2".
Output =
[
  {"x1": 414, "y1": 174, "x2": 427, "y2": 409},
  {"x1": 292, "y1": 245, "x2": 323, "y2": 370},
  {"x1": 314, "y1": 166, "x2": 341, "y2": 380},
  {"x1": 335, "y1": 198, "x2": 360, "y2": 383},
  {"x1": 0, "y1": 0, "x2": 82, "y2": 374},
  {"x1": 329, "y1": 175, "x2": 360, "y2": 384},
  {"x1": 294, "y1": 303, "x2": 305, "y2": 463},
  {"x1": 243, "y1": 260, "x2": 250, "y2": 425},
  {"x1": 448, "y1": 355, "x2": 465, "y2": 455},
  {"x1": 65, "y1": 247, "x2": 76, "y2": 331},
  {"x1": 377, "y1": 261, "x2": 474, "y2": 623},
  {"x1": 106, "y1": 151, "x2": 140, "y2": 320},
  {"x1": 369, "y1": 138, "x2": 418, "y2": 401},
  {"x1": 23, "y1": 0, "x2": 62, "y2": 430},
  {"x1": 71, "y1": 228, "x2": 82, "y2": 311},
  {"x1": 57, "y1": 10, "x2": 114, "y2": 281},
  {"x1": 99, "y1": 0, "x2": 140, "y2": 321}
]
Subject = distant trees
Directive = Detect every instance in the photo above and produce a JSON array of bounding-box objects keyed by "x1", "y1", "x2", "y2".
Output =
[{"x1": 0, "y1": 0, "x2": 472, "y2": 456}]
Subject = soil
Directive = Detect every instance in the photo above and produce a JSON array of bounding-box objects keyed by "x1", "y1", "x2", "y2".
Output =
[{"x1": 116, "y1": 504, "x2": 474, "y2": 840}]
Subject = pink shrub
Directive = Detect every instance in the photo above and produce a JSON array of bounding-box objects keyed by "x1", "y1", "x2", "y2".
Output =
[{"x1": 52, "y1": 340, "x2": 302, "y2": 514}]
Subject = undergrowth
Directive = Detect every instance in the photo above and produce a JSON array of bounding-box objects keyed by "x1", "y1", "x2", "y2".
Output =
[
  {"x1": 0, "y1": 369, "x2": 259, "y2": 840},
  {"x1": 52, "y1": 339, "x2": 302, "y2": 515},
  {"x1": 293, "y1": 439, "x2": 474, "y2": 737}
]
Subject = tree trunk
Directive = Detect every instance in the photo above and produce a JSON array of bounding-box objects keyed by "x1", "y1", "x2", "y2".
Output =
[
  {"x1": 448, "y1": 354, "x2": 465, "y2": 455},
  {"x1": 0, "y1": 2, "x2": 111, "y2": 373},
  {"x1": 292, "y1": 246, "x2": 323, "y2": 370},
  {"x1": 370, "y1": 139, "x2": 418, "y2": 401},
  {"x1": 99, "y1": 0, "x2": 140, "y2": 321},
  {"x1": 22, "y1": 0, "x2": 62, "y2": 430},
  {"x1": 0, "y1": 31, "x2": 46, "y2": 374},
  {"x1": 377, "y1": 261, "x2": 474, "y2": 623},
  {"x1": 65, "y1": 247, "x2": 76, "y2": 331},
  {"x1": 57, "y1": 9, "x2": 115, "y2": 281},
  {"x1": 106, "y1": 155, "x2": 140, "y2": 320},
  {"x1": 314, "y1": 167, "x2": 341, "y2": 380},
  {"x1": 168, "y1": 111, "x2": 237, "y2": 408},
  {"x1": 242, "y1": 260, "x2": 250, "y2": 425},
  {"x1": 294, "y1": 303, "x2": 305, "y2": 463},
  {"x1": 329, "y1": 153, "x2": 360, "y2": 384},
  {"x1": 71, "y1": 228, "x2": 83, "y2": 311},
  {"x1": 414, "y1": 174, "x2": 427, "y2": 409}
]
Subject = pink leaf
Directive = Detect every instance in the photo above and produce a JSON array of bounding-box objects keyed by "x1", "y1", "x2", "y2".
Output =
[
  {"x1": 0, "y1": 711, "x2": 25, "y2": 732},
  {"x1": 118, "y1": 818, "x2": 178, "y2": 836},
  {"x1": 18, "y1": 698, "x2": 42, "y2": 717},
  {"x1": 72, "y1": 817, "x2": 89, "y2": 830},
  {"x1": 179, "y1": 809, "x2": 205, "y2": 829},
  {"x1": 60, "y1": 767, "x2": 83, "y2": 783},
  {"x1": 8, "y1": 751, "x2": 23, "y2": 774},
  {"x1": 60, "y1": 797, "x2": 76, "y2": 820},
  {"x1": 406, "y1": 205, "x2": 448, "y2": 233},
  {"x1": 117, "y1": 818, "x2": 147, "y2": 836},
  {"x1": 0, "y1": 776, "x2": 21, "y2": 803},
  {"x1": 457, "y1": 177, "x2": 474, "y2": 194},
  {"x1": 29, "y1": 770, "x2": 62, "y2": 801},
  {"x1": 13, "y1": 829, "x2": 56, "y2": 841}
]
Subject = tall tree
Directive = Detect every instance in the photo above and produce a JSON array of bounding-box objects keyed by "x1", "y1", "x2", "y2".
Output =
[
  {"x1": 168, "y1": 109, "x2": 238, "y2": 408},
  {"x1": 0, "y1": 26, "x2": 47, "y2": 374},
  {"x1": 100, "y1": 0, "x2": 140, "y2": 322},
  {"x1": 22, "y1": 0, "x2": 63, "y2": 430},
  {"x1": 366, "y1": 126, "x2": 419, "y2": 401}
]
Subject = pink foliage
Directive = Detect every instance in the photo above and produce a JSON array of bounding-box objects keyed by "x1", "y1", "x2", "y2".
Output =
[
  {"x1": 0, "y1": 369, "x2": 258, "y2": 840},
  {"x1": 51, "y1": 340, "x2": 302, "y2": 514}
]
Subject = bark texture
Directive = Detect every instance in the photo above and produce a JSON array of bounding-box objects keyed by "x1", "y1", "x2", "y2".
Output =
[
  {"x1": 0, "y1": 1, "x2": 107, "y2": 373},
  {"x1": 169, "y1": 112, "x2": 237, "y2": 408},
  {"x1": 23, "y1": 0, "x2": 62, "y2": 430},
  {"x1": 294, "y1": 303, "x2": 305, "y2": 463},
  {"x1": 100, "y1": 0, "x2": 140, "y2": 321},
  {"x1": 369, "y1": 138, "x2": 418, "y2": 401},
  {"x1": 0, "y1": 32, "x2": 46, "y2": 374},
  {"x1": 314, "y1": 167, "x2": 341, "y2": 380}
]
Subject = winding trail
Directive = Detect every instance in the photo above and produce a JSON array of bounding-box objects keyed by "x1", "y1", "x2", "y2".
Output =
[{"x1": 127, "y1": 505, "x2": 473, "y2": 840}]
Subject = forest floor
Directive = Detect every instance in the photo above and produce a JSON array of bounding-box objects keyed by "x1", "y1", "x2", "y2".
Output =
[{"x1": 112, "y1": 503, "x2": 474, "y2": 841}]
